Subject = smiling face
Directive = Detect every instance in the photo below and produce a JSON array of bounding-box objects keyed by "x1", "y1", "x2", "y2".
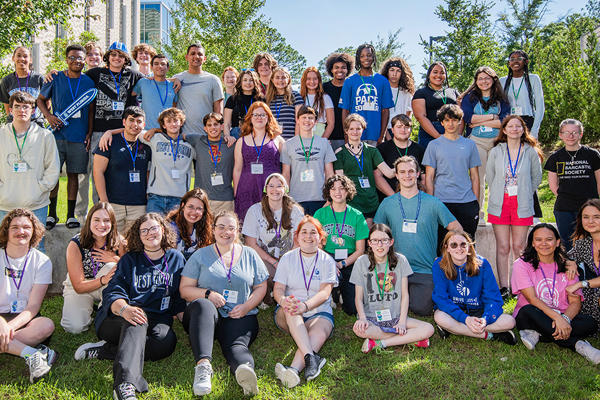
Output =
[
  {"x1": 223, "y1": 70, "x2": 237, "y2": 89},
  {"x1": 214, "y1": 215, "x2": 238, "y2": 246},
  {"x1": 151, "y1": 57, "x2": 169, "y2": 78},
  {"x1": 532, "y1": 227, "x2": 560, "y2": 260},
  {"x1": 369, "y1": 230, "x2": 393, "y2": 261},
  {"x1": 388, "y1": 66, "x2": 402, "y2": 85},
  {"x1": 392, "y1": 120, "x2": 411, "y2": 141},
  {"x1": 272, "y1": 71, "x2": 289, "y2": 90},
  {"x1": 136, "y1": 50, "x2": 151, "y2": 66},
  {"x1": 346, "y1": 120, "x2": 364, "y2": 142},
  {"x1": 251, "y1": 107, "x2": 268, "y2": 130},
  {"x1": 139, "y1": 219, "x2": 163, "y2": 249},
  {"x1": 162, "y1": 117, "x2": 182, "y2": 136},
  {"x1": 183, "y1": 197, "x2": 204, "y2": 226},
  {"x1": 330, "y1": 180, "x2": 347, "y2": 205},
  {"x1": 332, "y1": 62, "x2": 348, "y2": 82},
  {"x1": 241, "y1": 73, "x2": 255, "y2": 93},
  {"x1": 8, "y1": 216, "x2": 33, "y2": 248},
  {"x1": 86, "y1": 48, "x2": 102, "y2": 68},
  {"x1": 476, "y1": 71, "x2": 493, "y2": 92},
  {"x1": 395, "y1": 161, "x2": 419, "y2": 190},
  {"x1": 582, "y1": 205, "x2": 600, "y2": 235},
  {"x1": 359, "y1": 47, "x2": 374, "y2": 70},
  {"x1": 266, "y1": 176, "x2": 286, "y2": 202},
  {"x1": 508, "y1": 53, "x2": 527, "y2": 74},
  {"x1": 305, "y1": 71, "x2": 319, "y2": 91},
  {"x1": 559, "y1": 123, "x2": 583, "y2": 147},
  {"x1": 446, "y1": 234, "x2": 469, "y2": 265},
  {"x1": 297, "y1": 222, "x2": 321, "y2": 253},
  {"x1": 257, "y1": 58, "x2": 272, "y2": 78},
  {"x1": 428, "y1": 65, "x2": 446, "y2": 88},
  {"x1": 66, "y1": 50, "x2": 86, "y2": 74},
  {"x1": 90, "y1": 209, "x2": 112, "y2": 239},
  {"x1": 108, "y1": 50, "x2": 126, "y2": 70},
  {"x1": 12, "y1": 47, "x2": 31, "y2": 72},
  {"x1": 185, "y1": 46, "x2": 206, "y2": 70},
  {"x1": 504, "y1": 118, "x2": 524, "y2": 141},
  {"x1": 205, "y1": 117, "x2": 222, "y2": 140},
  {"x1": 123, "y1": 114, "x2": 146, "y2": 137},
  {"x1": 297, "y1": 113, "x2": 316, "y2": 132}
]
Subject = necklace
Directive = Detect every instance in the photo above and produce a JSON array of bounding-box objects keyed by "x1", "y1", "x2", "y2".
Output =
[
  {"x1": 144, "y1": 247, "x2": 163, "y2": 253},
  {"x1": 566, "y1": 147, "x2": 581, "y2": 162},
  {"x1": 301, "y1": 250, "x2": 318, "y2": 256}
]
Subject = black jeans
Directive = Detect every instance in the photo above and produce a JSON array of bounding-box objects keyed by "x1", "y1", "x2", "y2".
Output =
[
  {"x1": 438, "y1": 200, "x2": 479, "y2": 255},
  {"x1": 96, "y1": 313, "x2": 177, "y2": 392},
  {"x1": 515, "y1": 304, "x2": 598, "y2": 350},
  {"x1": 408, "y1": 272, "x2": 435, "y2": 316},
  {"x1": 338, "y1": 264, "x2": 357, "y2": 316},
  {"x1": 183, "y1": 298, "x2": 259, "y2": 374}
]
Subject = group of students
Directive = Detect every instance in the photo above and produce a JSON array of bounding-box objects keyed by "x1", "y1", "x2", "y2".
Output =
[{"x1": 1, "y1": 39, "x2": 600, "y2": 399}]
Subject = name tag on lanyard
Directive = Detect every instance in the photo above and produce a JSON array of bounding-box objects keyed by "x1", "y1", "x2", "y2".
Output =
[
  {"x1": 375, "y1": 309, "x2": 392, "y2": 322},
  {"x1": 223, "y1": 289, "x2": 238, "y2": 303}
]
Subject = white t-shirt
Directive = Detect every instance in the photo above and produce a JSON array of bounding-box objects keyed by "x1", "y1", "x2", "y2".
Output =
[
  {"x1": 274, "y1": 248, "x2": 337, "y2": 316},
  {"x1": 387, "y1": 87, "x2": 413, "y2": 129},
  {"x1": 0, "y1": 248, "x2": 52, "y2": 313},
  {"x1": 305, "y1": 93, "x2": 334, "y2": 124}
]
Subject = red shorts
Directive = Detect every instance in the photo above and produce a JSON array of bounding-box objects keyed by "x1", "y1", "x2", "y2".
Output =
[{"x1": 488, "y1": 193, "x2": 533, "y2": 226}]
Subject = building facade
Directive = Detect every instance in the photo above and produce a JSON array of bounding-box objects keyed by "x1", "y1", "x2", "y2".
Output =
[{"x1": 140, "y1": 1, "x2": 173, "y2": 47}]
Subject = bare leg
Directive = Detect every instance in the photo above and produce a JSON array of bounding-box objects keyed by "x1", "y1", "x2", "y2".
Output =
[
  {"x1": 290, "y1": 318, "x2": 332, "y2": 372},
  {"x1": 492, "y1": 224, "x2": 511, "y2": 288}
]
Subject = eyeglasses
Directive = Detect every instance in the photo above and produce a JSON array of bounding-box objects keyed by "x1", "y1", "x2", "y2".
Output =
[
  {"x1": 110, "y1": 52, "x2": 125, "y2": 58},
  {"x1": 185, "y1": 204, "x2": 204, "y2": 213},
  {"x1": 67, "y1": 56, "x2": 85, "y2": 62},
  {"x1": 369, "y1": 238, "x2": 391, "y2": 245},
  {"x1": 11, "y1": 104, "x2": 32, "y2": 111},
  {"x1": 560, "y1": 131, "x2": 581, "y2": 137},
  {"x1": 476, "y1": 77, "x2": 492, "y2": 82},
  {"x1": 449, "y1": 242, "x2": 469, "y2": 249},
  {"x1": 215, "y1": 224, "x2": 237, "y2": 233},
  {"x1": 140, "y1": 225, "x2": 161, "y2": 236},
  {"x1": 252, "y1": 113, "x2": 267, "y2": 119},
  {"x1": 509, "y1": 57, "x2": 525, "y2": 62}
]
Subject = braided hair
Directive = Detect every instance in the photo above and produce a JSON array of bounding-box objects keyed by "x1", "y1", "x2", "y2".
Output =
[
  {"x1": 503, "y1": 50, "x2": 535, "y2": 111},
  {"x1": 355, "y1": 44, "x2": 377, "y2": 72}
]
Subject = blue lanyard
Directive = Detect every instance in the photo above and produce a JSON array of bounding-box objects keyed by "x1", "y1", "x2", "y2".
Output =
[
  {"x1": 66, "y1": 71, "x2": 82, "y2": 102},
  {"x1": 349, "y1": 146, "x2": 365, "y2": 177},
  {"x1": 274, "y1": 100, "x2": 283, "y2": 120},
  {"x1": 169, "y1": 135, "x2": 181, "y2": 165},
  {"x1": 108, "y1": 69, "x2": 123, "y2": 98},
  {"x1": 507, "y1": 145, "x2": 522, "y2": 178},
  {"x1": 330, "y1": 205, "x2": 347, "y2": 243},
  {"x1": 122, "y1": 134, "x2": 139, "y2": 170},
  {"x1": 539, "y1": 263, "x2": 557, "y2": 305},
  {"x1": 153, "y1": 80, "x2": 169, "y2": 108},
  {"x1": 243, "y1": 97, "x2": 253, "y2": 115},
  {"x1": 398, "y1": 191, "x2": 421, "y2": 221},
  {"x1": 208, "y1": 136, "x2": 222, "y2": 172},
  {"x1": 252, "y1": 134, "x2": 267, "y2": 162}
]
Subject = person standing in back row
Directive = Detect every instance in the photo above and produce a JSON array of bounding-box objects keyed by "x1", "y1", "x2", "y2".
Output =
[{"x1": 323, "y1": 53, "x2": 354, "y2": 151}]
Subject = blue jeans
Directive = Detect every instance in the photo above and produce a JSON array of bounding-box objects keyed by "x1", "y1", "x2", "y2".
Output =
[
  {"x1": 146, "y1": 194, "x2": 181, "y2": 215},
  {"x1": 230, "y1": 127, "x2": 241, "y2": 139},
  {"x1": 298, "y1": 200, "x2": 326, "y2": 217},
  {"x1": 554, "y1": 210, "x2": 578, "y2": 253},
  {"x1": 0, "y1": 206, "x2": 47, "y2": 253}
]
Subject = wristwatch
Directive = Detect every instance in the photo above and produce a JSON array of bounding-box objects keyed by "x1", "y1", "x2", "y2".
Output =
[
  {"x1": 582, "y1": 280, "x2": 589, "y2": 288},
  {"x1": 341, "y1": 260, "x2": 346, "y2": 268},
  {"x1": 205, "y1": 289, "x2": 212, "y2": 299}
]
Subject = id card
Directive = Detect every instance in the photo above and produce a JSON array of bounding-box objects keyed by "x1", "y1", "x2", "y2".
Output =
[
  {"x1": 273, "y1": 247, "x2": 280, "y2": 259},
  {"x1": 211, "y1": 173, "x2": 224, "y2": 186},
  {"x1": 223, "y1": 289, "x2": 238, "y2": 303},
  {"x1": 375, "y1": 309, "x2": 392, "y2": 322},
  {"x1": 72, "y1": 110, "x2": 81, "y2": 119},
  {"x1": 112, "y1": 102, "x2": 125, "y2": 111},
  {"x1": 335, "y1": 248, "x2": 348, "y2": 260},
  {"x1": 480, "y1": 125, "x2": 493, "y2": 133},
  {"x1": 362, "y1": 101, "x2": 376, "y2": 111},
  {"x1": 301, "y1": 169, "x2": 315, "y2": 182},
  {"x1": 358, "y1": 177, "x2": 370, "y2": 188},
  {"x1": 10, "y1": 300, "x2": 26, "y2": 313},
  {"x1": 160, "y1": 296, "x2": 170, "y2": 311},
  {"x1": 403, "y1": 220, "x2": 417, "y2": 233},
  {"x1": 171, "y1": 169, "x2": 180, "y2": 179},
  {"x1": 251, "y1": 162, "x2": 263, "y2": 175},
  {"x1": 129, "y1": 170, "x2": 140, "y2": 183},
  {"x1": 511, "y1": 106, "x2": 523, "y2": 115},
  {"x1": 507, "y1": 185, "x2": 518, "y2": 196},
  {"x1": 13, "y1": 162, "x2": 26, "y2": 173}
]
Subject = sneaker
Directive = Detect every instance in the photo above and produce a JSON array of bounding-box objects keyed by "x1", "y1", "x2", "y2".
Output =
[
  {"x1": 304, "y1": 352, "x2": 326, "y2": 381},
  {"x1": 437, "y1": 325, "x2": 451, "y2": 340},
  {"x1": 26, "y1": 345, "x2": 58, "y2": 383},
  {"x1": 414, "y1": 339, "x2": 430, "y2": 348},
  {"x1": 576, "y1": 340, "x2": 600, "y2": 364},
  {"x1": 519, "y1": 329, "x2": 539, "y2": 350},
  {"x1": 275, "y1": 363, "x2": 300, "y2": 389},
  {"x1": 500, "y1": 287, "x2": 512, "y2": 300},
  {"x1": 491, "y1": 330, "x2": 518, "y2": 345},
  {"x1": 113, "y1": 382, "x2": 137, "y2": 400},
  {"x1": 258, "y1": 301, "x2": 269, "y2": 310},
  {"x1": 74, "y1": 341, "x2": 106, "y2": 360},
  {"x1": 361, "y1": 338, "x2": 381, "y2": 353},
  {"x1": 235, "y1": 363, "x2": 258, "y2": 395},
  {"x1": 193, "y1": 362, "x2": 213, "y2": 396}
]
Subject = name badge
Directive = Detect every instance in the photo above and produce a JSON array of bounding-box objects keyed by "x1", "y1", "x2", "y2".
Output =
[
  {"x1": 335, "y1": 248, "x2": 348, "y2": 260},
  {"x1": 251, "y1": 162, "x2": 263, "y2": 175},
  {"x1": 273, "y1": 247, "x2": 280, "y2": 259},
  {"x1": 13, "y1": 163, "x2": 27, "y2": 173},
  {"x1": 511, "y1": 106, "x2": 523, "y2": 115},
  {"x1": 358, "y1": 177, "x2": 370, "y2": 188},
  {"x1": 507, "y1": 185, "x2": 518, "y2": 196},
  {"x1": 72, "y1": 110, "x2": 81, "y2": 119},
  {"x1": 129, "y1": 170, "x2": 140, "y2": 183},
  {"x1": 362, "y1": 101, "x2": 376, "y2": 111},
  {"x1": 112, "y1": 101, "x2": 125, "y2": 111},
  {"x1": 211, "y1": 173, "x2": 224, "y2": 186},
  {"x1": 403, "y1": 220, "x2": 417, "y2": 233},
  {"x1": 160, "y1": 296, "x2": 170, "y2": 311},
  {"x1": 375, "y1": 309, "x2": 392, "y2": 322},
  {"x1": 223, "y1": 289, "x2": 238, "y2": 303},
  {"x1": 11, "y1": 300, "x2": 26, "y2": 313},
  {"x1": 171, "y1": 169, "x2": 180, "y2": 179},
  {"x1": 301, "y1": 169, "x2": 315, "y2": 182},
  {"x1": 480, "y1": 125, "x2": 493, "y2": 133}
]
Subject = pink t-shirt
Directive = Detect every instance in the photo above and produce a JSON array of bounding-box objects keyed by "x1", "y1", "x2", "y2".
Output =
[{"x1": 511, "y1": 258, "x2": 582, "y2": 317}]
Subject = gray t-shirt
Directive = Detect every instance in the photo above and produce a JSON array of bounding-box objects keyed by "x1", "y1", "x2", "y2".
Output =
[
  {"x1": 186, "y1": 134, "x2": 234, "y2": 201},
  {"x1": 173, "y1": 71, "x2": 224, "y2": 134},
  {"x1": 422, "y1": 135, "x2": 481, "y2": 203},
  {"x1": 280, "y1": 134, "x2": 337, "y2": 202},
  {"x1": 350, "y1": 253, "x2": 413, "y2": 319}
]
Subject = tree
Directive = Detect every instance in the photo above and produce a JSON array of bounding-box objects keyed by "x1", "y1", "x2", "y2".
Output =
[
  {"x1": 45, "y1": 31, "x2": 99, "y2": 74},
  {"x1": 497, "y1": 0, "x2": 551, "y2": 54}
]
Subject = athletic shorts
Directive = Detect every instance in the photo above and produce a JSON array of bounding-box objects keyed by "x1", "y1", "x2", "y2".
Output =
[{"x1": 56, "y1": 140, "x2": 88, "y2": 174}]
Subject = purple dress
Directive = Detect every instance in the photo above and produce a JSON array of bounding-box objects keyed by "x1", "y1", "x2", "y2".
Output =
[{"x1": 235, "y1": 138, "x2": 281, "y2": 221}]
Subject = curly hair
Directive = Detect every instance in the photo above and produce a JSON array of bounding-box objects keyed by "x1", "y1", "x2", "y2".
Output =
[
  {"x1": 157, "y1": 107, "x2": 186, "y2": 134},
  {"x1": 232, "y1": 70, "x2": 263, "y2": 103},
  {"x1": 125, "y1": 213, "x2": 176, "y2": 253},
  {"x1": 0, "y1": 208, "x2": 45, "y2": 250},
  {"x1": 79, "y1": 202, "x2": 121, "y2": 252},
  {"x1": 379, "y1": 57, "x2": 415, "y2": 94},
  {"x1": 166, "y1": 188, "x2": 214, "y2": 249},
  {"x1": 300, "y1": 67, "x2": 326, "y2": 120},
  {"x1": 438, "y1": 230, "x2": 481, "y2": 280},
  {"x1": 240, "y1": 101, "x2": 281, "y2": 138},
  {"x1": 493, "y1": 115, "x2": 544, "y2": 162},
  {"x1": 521, "y1": 223, "x2": 569, "y2": 273},
  {"x1": 132, "y1": 43, "x2": 156, "y2": 62},
  {"x1": 266, "y1": 67, "x2": 294, "y2": 105},
  {"x1": 365, "y1": 224, "x2": 399, "y2": 271},
  {"x1": 84, "y1": 42, "x2": 102, "y2": 56},
  {"x1": 324, "y1": 52, "x2": 355, "y2": 77},
  {"x1": 253, "y1": 53, "x2": 278, "y2": 72},
  {"x1": 322, "y1": 174, "x2": 357, "y2": 203}
]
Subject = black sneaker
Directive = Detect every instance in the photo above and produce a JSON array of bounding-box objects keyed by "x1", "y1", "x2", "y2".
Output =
[
  {"x1": 500, "y1": 287, "x2": 512, "y2": 300},
  {"x1": 304, "y1": 352, "x2": 326, "y2": 381},
  {"x1": 492, "y1": 330, "x2": 518, "y2": 345},
  {"x1": 437, "y1": 325, "x2": 451, "y2": 340},
  {"x1": 113, "y1": 382, "x2": 137, "y2": 400},
  {"x1": 74, "y1": 341, "x2": 106, "y2": 360}
]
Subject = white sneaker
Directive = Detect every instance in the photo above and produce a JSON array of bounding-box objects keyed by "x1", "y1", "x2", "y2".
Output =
[
  {"x1": 26, "y1": 345, "x2": 58, "y2": 383},
  {"x1": 235, "y1": 363, "x2": 258, "y2": 395},
  {"x1": 193, "y1": 362, "x2": 213, "y2": 396},
  {"x1": 275, "y1": 363, "x2": 300, "y2": 389},
  {"x1": 519, "y1": 329, "x2": 539, "y2": 350},
  {"x1": 576, "y1": 340, "x2": 600, "y2": 364},
  {"x1": 74, "y1": 341, "x2": 106, "y2": 360}
]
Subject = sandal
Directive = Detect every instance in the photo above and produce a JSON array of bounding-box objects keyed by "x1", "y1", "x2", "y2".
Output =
[
  {"x1": 46, "y1": 216, "x2": 59, "y2": 230},
  {"x1": 66, "y1": 217, "x2": 81, "y2": 229}
]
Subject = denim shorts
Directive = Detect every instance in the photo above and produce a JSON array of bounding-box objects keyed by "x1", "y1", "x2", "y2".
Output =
[{"x1": 273, "y1": 304, "x2": 334, "y2": 335}]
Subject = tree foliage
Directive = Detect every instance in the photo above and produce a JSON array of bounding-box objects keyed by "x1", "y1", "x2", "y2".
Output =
[
  {"x1": 497, "y1": 0, "x2": 551, "y2": 54},
  {"x1": 44, "y1": 31, "x2": 99, "y2": 74}
]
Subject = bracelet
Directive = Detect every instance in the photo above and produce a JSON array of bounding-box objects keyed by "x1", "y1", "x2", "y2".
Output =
[
  {"x1": 99, "y1": 276, "x2": 104, "y2": 285},
  {"x1": 562, "y1": 313, "x2": 571, "y2": 324},
  {"x1": 303, "y1": 302, "x2": 309, "y2": 313},
  {"x1": 118, "y1": 305, "x2": 129, "y2": 317}
]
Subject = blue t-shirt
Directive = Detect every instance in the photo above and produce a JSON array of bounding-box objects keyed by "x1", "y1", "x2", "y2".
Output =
[
  {"x1": 93, "y1": 136, "x2": 151, "y2": 205},
  {"x1": 39, "y1": 72, "x2": 95, "y2": 142},
  {"x1": 339, "y1": 73, "x2": 394, "y2": 141},
  {"x1": 374, "y1": 191, "x2": 456, "y2": 274},
  {"x1": 132, "y1": 78, "x2": 178, "y2": 130},
  {"x1": 182, "y1": 245, "x2": 269, "y2": 318}
]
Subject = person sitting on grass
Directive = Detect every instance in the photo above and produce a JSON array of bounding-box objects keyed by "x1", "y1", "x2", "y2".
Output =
[
  {"x1": 432, "y1": 229, "x2": 517, "y2": 345},
  {"x1": 0, "y1": 208, "x2": 58, "y2": 383},
  {"x1": 273, "y1": 216, "x2": 338, "y2": 388},
  {"x1": 351, "y1": 223, "x2": 434, "y2": 353}
]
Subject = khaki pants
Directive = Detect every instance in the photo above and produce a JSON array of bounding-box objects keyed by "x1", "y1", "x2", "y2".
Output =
[
  {"x1": 469, "y1": 135, "x2": 496, "y2": 218},
  {"x1": 208, "y1": 200, "x2": 235, "y2": 215},
  {"x1": 112, "y1": 204, "x2": 147, "y2": 235},
  {"x1": 75, "y1": 132, "x2": 105, "y2": 220}
]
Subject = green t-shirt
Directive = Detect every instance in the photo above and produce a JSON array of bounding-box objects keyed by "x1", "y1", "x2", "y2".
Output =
[
  {"x1": 333, "y1": 144, "x2": 385, "y2": 214},
  {"x1": 314, "y1": 205, "x2": 369, "y2": 257}
]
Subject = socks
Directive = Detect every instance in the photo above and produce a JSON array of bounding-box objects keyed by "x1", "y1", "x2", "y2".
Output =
[
  {"x1": 380, "y1": 340, "x2": 387, "y2": 348},
  {"x1": 20, "y1": 346, "x2": 37, "y2": 359},
  {"x1": 48, "y1": 197, "x2": 58, "y2": 218},
  {"x1": 485, "y1": 332, "x2": 493, "y2": 340},
  {"x1": 67, "y1": 199, "x2": 76, "y2": 219}
]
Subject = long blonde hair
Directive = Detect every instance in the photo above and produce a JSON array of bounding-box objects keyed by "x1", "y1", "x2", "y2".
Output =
[{"x1": 266, "y1": 67, "x2": 294, "y2": 105}]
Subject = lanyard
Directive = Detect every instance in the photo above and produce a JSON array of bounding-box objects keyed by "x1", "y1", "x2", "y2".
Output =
[
  {"x1": 208, "y1": 136, "x2": 222, "y2": 172},
  {"x1": 376, "y1": 259, "x2": 389, "y2": 302},
  {"x1": 539, "y1": 263, "x2": 557, "y2": 305},
  {"x1": 108, "y1": 69, "x2": 123, "y2": 98},
  {"x1": 330, "y1": 205, "x2": 347, "y2": 243},
  {"x1": 15, "y1": 72, "x2": 30, "y2": 92},
  {"x1": 398, "y1": 191, "x2": 421, "y2": 221},
  {"x1": 349, "y1": 145, "x2": 365, "y2": 177},
  {"x1": 169, "y1": 135, "x2": 181, "y2": 165},
  {"x1": 507, "y1": 145, "x2": 521, "y2": 178},
  {"x1": 122, "y1": 134, "x2": 139, "y2": 170},
  {"x1": 591, "y1": 243, "x2": 600, "y2": 277},
  {"x1": 359, "y1": 74, "x2": 373, "y2": 97},
  {"x1": 252, "y1": 134, "x2": 267, "y2": 162},
  {"x1": 274, "y1": 100, "x2": 283, "y2": 120},
  {"x1": 243, "y1": 96, "x2": 253, "y2": 115},
  {"x1": 511, "y1": 78, "x2": 524, "y2": 101},
  {"x1": 90, "y1": 245, "x2": 106, "y2": 278},
  {"x1": 153, "y1": 80, "x2": 169, "y2": 108},
  {"x1": 430, "y1": 85, "x2": 447, "y2": 104},
  {"x1": 393, "y1": 87, "x2": 401, "y2": 108},
  {"x1": 305, "y1": 95, "x2": 311, "y2": 107},
  {"x1": 477, "y1": 102, "x2": 490, "y2": 115},
  {"x1": 143, "y1": 252, "x2": 170, "y2": 288},
  {"x1": 300, "y1": 251, "x2": 319, "y2": 298},
  {"x1": 5, "y1": 250, "x2": 30, "y2": 293},
  {"x1": 215, "y1": 244, "x2": 235, "y2": 286},
  {"x1": 66, "y1": 71, "x2": 82, "y2": 102},
  {"x1": 299, "y1": 134, "x2": 315, "y2": 166},
  {"x1": 11, "y1": 124, "x2": 31, "y2": 161},
  {"x1": 395, "y1": 142, "x2": 409, "y2": 157},
  {"x1": 275, "y1": 215, "x2": 282, "y2": 239}
]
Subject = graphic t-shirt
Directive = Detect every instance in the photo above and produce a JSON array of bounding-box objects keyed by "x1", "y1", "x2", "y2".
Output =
[
  {"x1": 314, "y1": 205, "x2": 369, "y2": 258},
  {"x1": 323, "y1": 81, "x2": 345, "y2": 141},
  {"x1": 0, "y1": 72, "x2": 45, "y2": 126},
  {"x1": 132, "y1": 79, "x2": 178, "y2": 130}
]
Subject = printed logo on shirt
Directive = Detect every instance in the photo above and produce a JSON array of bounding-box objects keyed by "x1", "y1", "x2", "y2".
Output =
[
  {"x1": 294, "y1": 145, "x2": 323, "y2": 160},
  {"x1": 556, "y1": 160, "x2": 592, "y2": 178},
  {"x1": 135, "y1": 270, "x2": 173, "y2": 292},
  {"x1": 377, "y1": 271, "x2": 396, "y2": 292},
  {"x1": 536, "y1": 278, "x2": 559, "y2": 309},
  {"x1": 321, "y1": 223, "x2": 356, "y2": 238},
  {"x1": 456, "y1": 280, "x2": 470, "y2": 297},
  {"x1": 208, "y1": 143, "x2": 222, "y2": 163},
  {"x1": 365, "y1": 270, "x2": 399, "y2": 303},
  {"x1": 156, "y1": 142, "x2": 193, "y2": 159},
  {"x1": 354, "y1": 84, "x2": 379, "y2": 112},
  {"x1": 4, "y1": 267, "x2": 23, "y2": 279}
]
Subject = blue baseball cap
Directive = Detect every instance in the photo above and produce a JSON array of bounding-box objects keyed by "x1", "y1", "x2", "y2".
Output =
[{"x1": 108, "y1": 42, "x2": 129, "y2": 54}]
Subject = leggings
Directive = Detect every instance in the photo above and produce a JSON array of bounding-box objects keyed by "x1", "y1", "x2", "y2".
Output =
[{"x1": 183, "y1": 298, "x2": 259, "y2": 374}]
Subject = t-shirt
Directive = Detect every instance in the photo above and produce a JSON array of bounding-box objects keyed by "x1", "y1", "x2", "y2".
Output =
[
  {"x1": 225, "y1": 94, "x2": 258, "y2": 128},
  {"x1": 422, "y1": 135, "x2": 481, "y2": 203},
  {"x1": 323, "y1": 81, "x2": 345, "y2": 141},
  {"x1": 511, "y1": 258, "x2": 582, "y2": 317},
  {"x1": 183, "y1": 245, "x2": 269, "y2": 318},
  {"x1": 411, "y1": 86, "x2": 461, "y2": 122},
  {"x1": 339, "y1": 73, "x2": 394, "y2": 141},
  {"x1": 280, "y1": 134, "x2": 337, "y2": 202},
  {"x1": 173, "y1": 71, "x2": 224, "y2": 134},
  {"x1": 0, "y1": 72, "x2": 45, "y2": 126},
  {"x1": 376, "y1": 140, "x2": 425, "y2": 202},
  {"x1": 241, "y1": 203, "x2": 305, "y2": 260},
  {"x1": 544, "y1": 146, "x2": 600, "y2": 212},
  {"x1": 273, "y1": 248, "x2": 338, "y2": 316},
  {"x1": 186, "y1": 134, "x2": 235, "y2": 201},
  {"x1": 466, "y1": 96, "x2": 501, "y2": 139},
  {"x1": 314, "y1": 205, "x2": 369, "y2": 258},
  {"x1": 270, "y1": 91, "x2": 304, "y2": 140},
  {"x1": 93, "y1": 136, "x2": 151, "y2": 205},
  {"x1": 374, "y1": 191, "x2": 456, "y2": 274},
  {"x1": 350, "y1": 253, "x2": 413, "y2": 319},
  {"x1": 388, "y1": 87, "x2": 413, "y2": 129},
  {"x1": 39, "y1": 72, "x2": 96, "y2": 142},
  {"x1": 333, "y1": 144, "x2": 385, "y2": 214},
  {"x1": 132, "y1": 79, "x2": 178, "y2": 130},
  {"x1": 85, "y1": 67, "x2": 144, "y2": 132},
  {"x1": 304, "y1": 93, "x2": 334, "y2": 124},
  {"x1": 0, "y1": 248, "x2": 52, "y2": 313}
]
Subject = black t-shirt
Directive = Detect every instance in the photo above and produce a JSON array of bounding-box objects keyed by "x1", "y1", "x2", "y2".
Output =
[
  {"x1": 86, "y1": 67, "x2": 143, "y2": 132},
  {"x1": 376, "y1": 139, "x2": 426, "y2": 202},
  {"x1": 544, "y1": 146, "x2": 600, "y2": 211},
  {"x1": 225, "y1": 94, "x2": 259, "y2": 128},
  {"x1": 412, "y1": 86, "x2": 460, "y2": 122},
  {"x1": 0, "y1": 72, "x2": 45, "y2": 127},
  {"x1": 323, "y1": 80, "x2": 345, "y2": 140}
]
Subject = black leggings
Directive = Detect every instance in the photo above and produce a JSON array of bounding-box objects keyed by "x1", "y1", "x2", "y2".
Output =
[
  {"x1": 515, "y1": 304, "x2": 598, "y2": 350},
  {"x1": 96, "y1": 313, "x2": 177, "y2": 392},
  {"x1": 183, "y1": 298, "x2": 259, "y2": 374}
]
